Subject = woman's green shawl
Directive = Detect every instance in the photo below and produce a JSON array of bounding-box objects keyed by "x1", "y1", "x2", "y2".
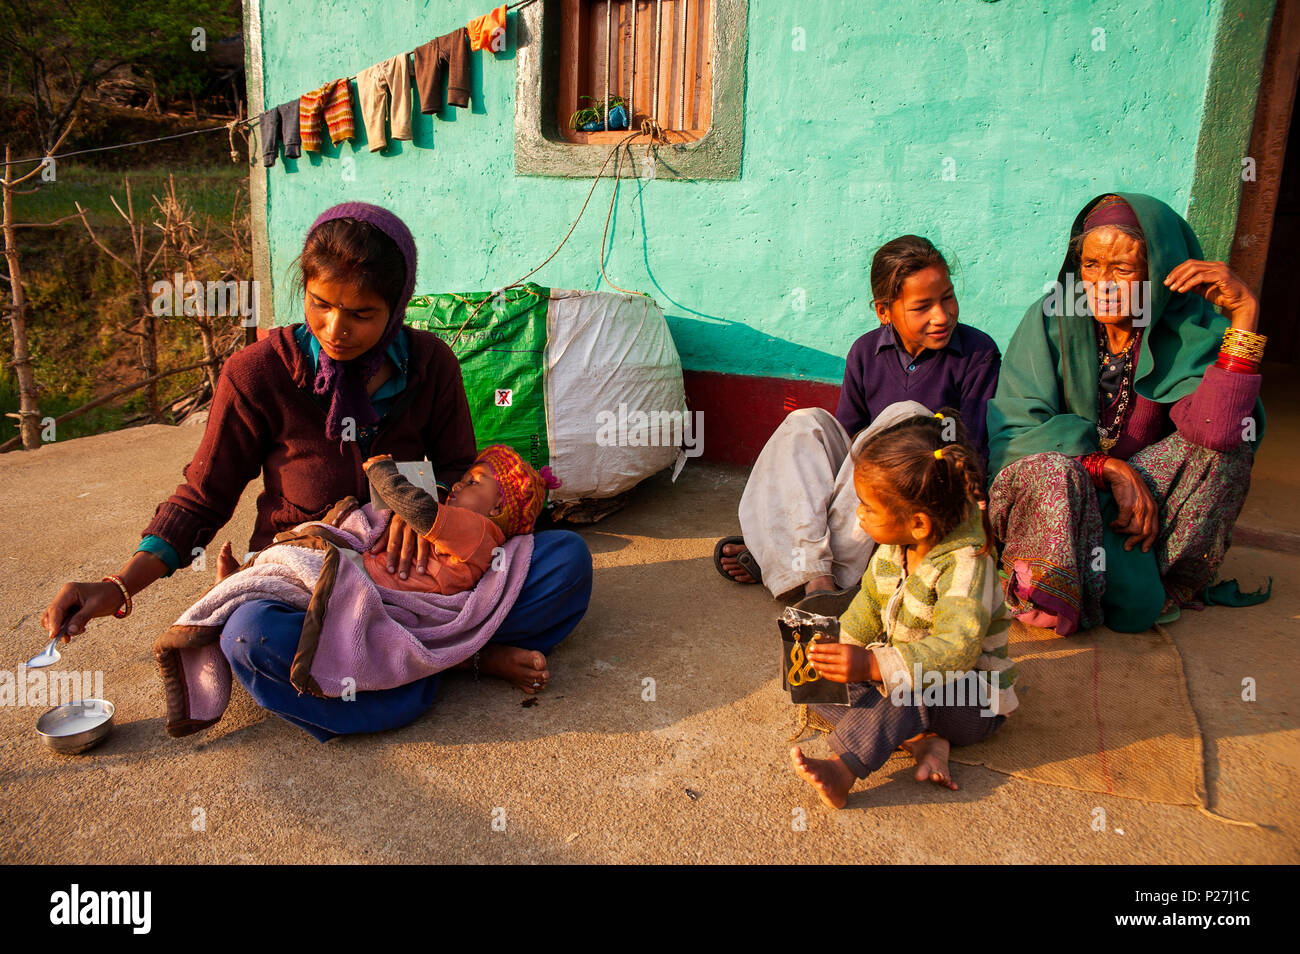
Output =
[{"x1": 987, "y1": 192, "x2": 1265, "y2": 478}]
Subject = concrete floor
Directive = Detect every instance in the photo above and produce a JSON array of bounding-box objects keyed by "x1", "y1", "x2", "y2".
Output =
[{"x1": 0, "y1": 415, "x2": 1297, "y2": 863}]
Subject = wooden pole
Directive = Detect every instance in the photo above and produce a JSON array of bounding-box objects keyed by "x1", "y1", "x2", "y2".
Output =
[{"x1": 3, "y1": 144, "x2": 40, "y2": 449}]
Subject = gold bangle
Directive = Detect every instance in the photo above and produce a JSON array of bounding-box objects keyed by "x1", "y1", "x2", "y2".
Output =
[
  {"x1": 1223, "y1": 327, "x2": 1267, "y2": 346},
  {"x1": 1222, "y1": 328, "x2": 1267, "y2": 361},
  {"x1": 1221, "y1": 343, "x2": 1265, "y2": 362},
  {"x1": 1222, "y1": 341, "x2": 1266, "y2": 357}
]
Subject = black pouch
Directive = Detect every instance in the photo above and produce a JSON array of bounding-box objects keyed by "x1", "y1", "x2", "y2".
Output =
[{"x1": 778, "y1": 607, "x2": 849, "y2": 705}]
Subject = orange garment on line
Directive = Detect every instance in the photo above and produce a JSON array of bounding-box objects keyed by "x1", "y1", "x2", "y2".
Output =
[
  {"x1": 362, "y1": 503, "x2": 506, "y2": 595},
  {"x1": 299, "y1": 78, "x2": 355, "y2": 151},
  {"x1": 468, "y1": 5, "x2": 507, "y2": 53}
]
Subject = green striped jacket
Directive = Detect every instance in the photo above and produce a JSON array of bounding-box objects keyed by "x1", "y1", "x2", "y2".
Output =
[{"x1": 839, "y1": 508, "x2": 1020, "y2": 716}]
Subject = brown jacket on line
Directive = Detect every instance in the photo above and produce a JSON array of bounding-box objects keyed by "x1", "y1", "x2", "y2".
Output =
[{"x1": 142, "y1": 325, "x2": 478, "y2": 568}]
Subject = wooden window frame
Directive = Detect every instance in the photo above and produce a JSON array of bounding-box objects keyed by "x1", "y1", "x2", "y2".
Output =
[
  {"x1": 514, "y1": 0, "x2": 747, "y2": 179},
  {"x1": 556, "y1": 0, "x2": 713, "y2": 146}
]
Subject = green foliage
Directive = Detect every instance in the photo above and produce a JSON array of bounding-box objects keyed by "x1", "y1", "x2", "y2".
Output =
[
  {"x1": 1, "y1": 166, "x2": 245, "y2": 449},
  {"x1": 569, "y1": 95, "x2": 628, "y2": 130},
  {"x1": 0, "y1": 0, "x2": 243, "y2": 147},
  {"x1": 18, "y1": 164, "x2": 244, "y2": 227},
  {"x1": 0, "y1": 0, "x2": 242, "y2": 83}
]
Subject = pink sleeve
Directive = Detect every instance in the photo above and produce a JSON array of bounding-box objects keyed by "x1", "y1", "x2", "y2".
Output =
[{"x1": 1169, "y1": 365, "x2": 1261, "y2": 451}]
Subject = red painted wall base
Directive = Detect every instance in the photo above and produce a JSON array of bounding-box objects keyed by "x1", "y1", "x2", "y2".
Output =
[{"x1": 683, "y1": 369, "x2": 841, "y2": 467}]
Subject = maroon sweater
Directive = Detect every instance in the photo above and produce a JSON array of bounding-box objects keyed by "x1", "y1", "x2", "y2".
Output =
[
  {"x1": 143, "y1": 325, "x2": 477, "y2": 565},
  {"x1": 1108, "y1": 365, "x2": 1262, "y2": 460}
]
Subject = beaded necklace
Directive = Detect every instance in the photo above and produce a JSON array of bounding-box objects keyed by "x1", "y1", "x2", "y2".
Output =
[{"x1": 1096, "y1": 325, "x2": 1141, "y2": 452}]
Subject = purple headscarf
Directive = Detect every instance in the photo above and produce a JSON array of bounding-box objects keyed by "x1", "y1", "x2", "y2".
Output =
[
  {"x1": 1082, "y1": 194, "x2": 1142, "y2": 234},
  {"x1": 303, "y1": 202, "x2": 418, "y2": 446}
]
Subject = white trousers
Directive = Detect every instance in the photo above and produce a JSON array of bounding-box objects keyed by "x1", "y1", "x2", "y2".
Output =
[{"x1": 737, "y1": 401, "x2": 931, "y2": 597}]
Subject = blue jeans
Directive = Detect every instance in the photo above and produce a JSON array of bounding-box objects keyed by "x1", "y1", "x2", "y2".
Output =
[{"x1": 219, "y1": 530, "x2": 593, "y2": 741}]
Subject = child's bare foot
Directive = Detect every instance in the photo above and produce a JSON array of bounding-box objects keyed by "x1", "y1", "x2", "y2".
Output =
[
  {"x1": 901, "y1": 733, "x2": 958, "y2": 790},
  {"x1": 467, "y1": 645, "x2": 550, "y2": 693},
  {"x1": 790, "y1": 746, "x2": 855, "y2": 809},
  {"x1": 216, "y1": 540, "x2": 240, "y2": 580},
  {"x1": 802, "y1": 574, "x2": 837, "y2": 595}
]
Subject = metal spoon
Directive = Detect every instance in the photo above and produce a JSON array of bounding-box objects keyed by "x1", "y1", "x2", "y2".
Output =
[{"x1": 26, "y1": 622, "x2": 70, "y2": 669}]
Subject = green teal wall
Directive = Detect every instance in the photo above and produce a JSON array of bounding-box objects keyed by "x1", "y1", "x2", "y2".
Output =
[{"x1": 254, "y1": 0, "x2": 1263, "y2": 384}]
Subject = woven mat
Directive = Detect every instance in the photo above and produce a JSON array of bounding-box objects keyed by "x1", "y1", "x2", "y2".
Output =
[{"x1": 951, "y1": 621, "x2": 1207, "y2": 807}]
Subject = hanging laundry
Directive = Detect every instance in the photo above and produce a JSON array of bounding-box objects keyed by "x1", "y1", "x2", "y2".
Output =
[
  {"x1": 356, "y1": 54, "x2": 413, "y2": 152},
  {"x1": 299, "y1": 78, "x2": 356, "y2": 152},
  {"x1": 467, "y1": 5, "x2": 507, "y2": 53},
  {"x1": 413, "y1": 28, "x2": 471, "y2": 112},
  {"x1": 259, "y1": 99, "x2": 302, "y2": 167}
]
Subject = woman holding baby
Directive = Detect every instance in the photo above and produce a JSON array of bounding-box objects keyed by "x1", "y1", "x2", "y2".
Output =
[{"x1": 39, "y1": 202, "x2": 593, "y2": 741}]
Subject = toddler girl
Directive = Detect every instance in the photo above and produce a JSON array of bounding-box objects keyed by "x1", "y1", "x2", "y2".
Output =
[{"x1": 791, "y1": 409, "x2": 1019, "y2": 808}]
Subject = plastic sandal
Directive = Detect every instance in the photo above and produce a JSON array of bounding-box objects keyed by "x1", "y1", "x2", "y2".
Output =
[{"x1": 714, "y1": 535, "x2": 762, "y2": 584}]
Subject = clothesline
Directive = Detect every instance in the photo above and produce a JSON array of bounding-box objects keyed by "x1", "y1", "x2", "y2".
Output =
[
  {"x1": 2, "y1": 122, "x2": 247, "y2": 168},
  {"x1": 254, "y1": 3, "x2": 520, "y2": 163},
  {"x1": 273, "y1": 0, "x2": 538, "y2": 100}
]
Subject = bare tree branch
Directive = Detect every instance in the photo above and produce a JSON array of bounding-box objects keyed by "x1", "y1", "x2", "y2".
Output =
[
  {"x1": 74, "y1": 201, "x2": 129, "y2": 269},
  {"x1": 10, "y1": 210, "x2": 87, "y2": 229}
]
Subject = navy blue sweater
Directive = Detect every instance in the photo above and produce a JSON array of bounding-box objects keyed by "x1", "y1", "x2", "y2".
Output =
[{"x1": 834, "y1": 324, "x2": 1001, "y2": 464}]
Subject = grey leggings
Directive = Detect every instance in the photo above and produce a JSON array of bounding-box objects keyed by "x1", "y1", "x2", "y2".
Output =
[
  {"x1": 260, "y1": 100, "x2": 302, "y2": 167},
  {"x1": 811, "y1": 674, "x2": 1006, "y2": 778}
]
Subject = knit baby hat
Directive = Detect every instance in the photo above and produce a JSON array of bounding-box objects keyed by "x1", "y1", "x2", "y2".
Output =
[{"x1": 473, "y1": 444, "x2": 560, "y2": 537}]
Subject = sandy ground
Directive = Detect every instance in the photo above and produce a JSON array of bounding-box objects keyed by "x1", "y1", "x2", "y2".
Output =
[{"x1": 1, "y1": 419, "x2": 1297, "y2": 864}]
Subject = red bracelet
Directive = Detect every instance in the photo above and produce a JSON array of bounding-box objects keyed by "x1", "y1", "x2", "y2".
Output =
[
  {"x1": 1214, "y1": 351, "x2": 1259, "y2": 374},
  {"x1": 1079, "y1": 452, "x2": 1109, "y2": 489},
  {"x1": 102, "y1": 575, "x2": 132, "y2": 619}
]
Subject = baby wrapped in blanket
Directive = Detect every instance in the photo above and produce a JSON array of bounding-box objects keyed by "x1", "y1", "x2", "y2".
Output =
[
  {"x1": 152, "y1": 445, "x2": 557, "y2": 737},
  {"x1": 356, "y1": 445, "x2": 555, "y2": 595}
]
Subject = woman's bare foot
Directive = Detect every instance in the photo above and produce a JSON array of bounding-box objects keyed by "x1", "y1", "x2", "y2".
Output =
[
  {"x1": 719, "y1": 543, "x2": 757, "y2": 583},
  {"x1": 462, "y1": 645, "x2": 550, "y2": 694},
  {"x1": 216, "y1": 540, "x2": 240, "y2": 581},
  {"x1": 901, "y1": 733, "x2": 958, "y2": 790},
  {"x1": 790, "y1": 746, "x2": 855, "y2": 809}
]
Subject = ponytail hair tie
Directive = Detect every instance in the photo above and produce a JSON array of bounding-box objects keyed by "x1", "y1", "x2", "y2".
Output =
[{"x1": 933, "y1": 448, "x2": 944, "y2": 460}]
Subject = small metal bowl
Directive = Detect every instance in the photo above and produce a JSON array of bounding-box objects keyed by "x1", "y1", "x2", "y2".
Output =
[{"x1": 36, "y1": 699, "x2": 115, "y2": 754}]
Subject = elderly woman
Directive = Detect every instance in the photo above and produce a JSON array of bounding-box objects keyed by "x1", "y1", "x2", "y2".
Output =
[{"x1": 987, "y1": 193, "x2": 1266, "y2": 635}]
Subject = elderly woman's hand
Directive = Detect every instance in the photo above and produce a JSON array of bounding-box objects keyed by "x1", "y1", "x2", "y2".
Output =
[
  {"x1": 1102, "y1": 458, "x2": 1159, "y2": 552},
  {"x1": 1164, "y1": 260, "x2": 1259, "y2": 331}
]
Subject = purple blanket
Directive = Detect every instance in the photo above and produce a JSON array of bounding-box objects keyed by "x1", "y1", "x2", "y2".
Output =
[{"x1": 152, "y1": 497, "x2": 534, "y2": 736}]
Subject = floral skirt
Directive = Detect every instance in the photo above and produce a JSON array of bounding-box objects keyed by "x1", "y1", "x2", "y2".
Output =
[{"x1": 988, "y1": 432, "x2": 1254, "y2": 635}]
